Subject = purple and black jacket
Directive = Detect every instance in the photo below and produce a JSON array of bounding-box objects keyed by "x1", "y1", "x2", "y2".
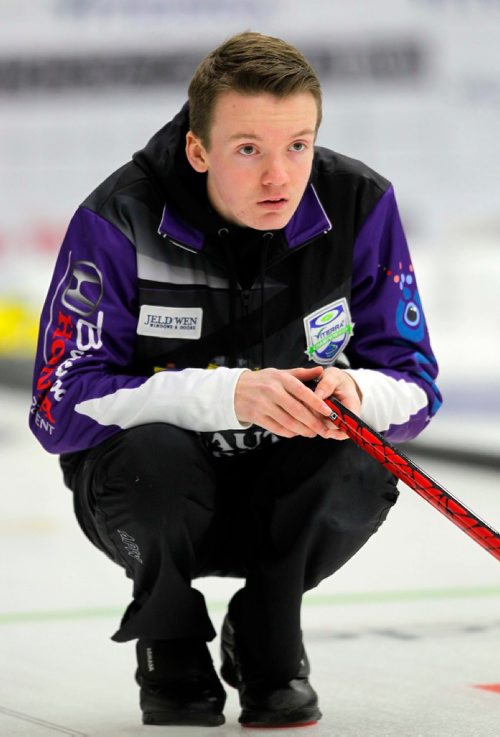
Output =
[{"x1": 29, "y1": 104, "x2": 441, "y2": 458}]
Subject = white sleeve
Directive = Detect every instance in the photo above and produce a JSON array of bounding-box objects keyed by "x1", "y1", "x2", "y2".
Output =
[
  {"x1": 75, "y1": 367, "x2": 251, "y2": 432},
  {"x1": 344, "y1": 368, "x2": 428, "y2": 433}
]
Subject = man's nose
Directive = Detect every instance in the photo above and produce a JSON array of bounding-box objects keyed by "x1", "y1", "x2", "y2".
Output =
[{"x1": 261, "y1": 156, "x2": 289, "y2": 187}]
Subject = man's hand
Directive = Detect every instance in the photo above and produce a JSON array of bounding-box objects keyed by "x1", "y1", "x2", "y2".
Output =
[
  {"x1": 313, "y1": 366, "x2": 362, "y2": 440},
  {"x1": 234, "y1": 365, "x2": 361, "y2": 440}
]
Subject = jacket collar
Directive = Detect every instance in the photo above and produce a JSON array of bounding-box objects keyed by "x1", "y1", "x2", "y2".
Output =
[{"x1": 157, "y1": 182, "x2": 332, "y2": 253}]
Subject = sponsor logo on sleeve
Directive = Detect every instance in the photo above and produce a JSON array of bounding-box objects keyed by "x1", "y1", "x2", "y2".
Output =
[
  {"x1": 303, "y1": 298, "x2": 354, "y2": 365},
  {"x1": 137, "y1": 305, "x2": 203, "y2": 339},
  {"x1": 61, "y1": 260, "x2": 103, "y2": 317},
  {"x1": 32, "y1": 257, "x2": 105, "y2": 435}
]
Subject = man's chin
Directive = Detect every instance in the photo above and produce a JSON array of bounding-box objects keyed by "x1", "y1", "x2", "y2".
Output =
[{"x1": 248, "y1": 208, "x2": 294, "y2": 231}]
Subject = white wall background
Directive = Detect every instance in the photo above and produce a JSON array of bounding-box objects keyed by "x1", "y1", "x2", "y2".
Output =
[{"x1": 1, "y1": 0, "x2": 499, "y2": 414}]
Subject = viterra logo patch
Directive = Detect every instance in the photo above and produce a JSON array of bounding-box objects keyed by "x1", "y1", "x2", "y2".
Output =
[{"x1": 303, "y1": 298, "x2": 354, "y2": 365}]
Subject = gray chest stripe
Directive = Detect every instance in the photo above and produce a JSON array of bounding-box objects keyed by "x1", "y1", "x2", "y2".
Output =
[{"x1": 137, "y1": 252, "x2": 228, "y2": 288}]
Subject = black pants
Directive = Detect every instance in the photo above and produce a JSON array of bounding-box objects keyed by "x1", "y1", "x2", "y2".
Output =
[{"x1": 67, "y1": 423, "x2": 399, "y2": 681}]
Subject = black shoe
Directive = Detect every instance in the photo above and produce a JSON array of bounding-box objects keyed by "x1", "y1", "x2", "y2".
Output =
[
  {"x1": 136, "y1": 638, "x2": 226, "y2": 727},
  {"x1": 220, "y1": 613, "x2": 322, "y2": 728}
]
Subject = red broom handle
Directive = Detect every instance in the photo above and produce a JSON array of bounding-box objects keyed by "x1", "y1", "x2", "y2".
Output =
[{"x1": 324, "y1": 396, "x2": 500, "y2": 562}]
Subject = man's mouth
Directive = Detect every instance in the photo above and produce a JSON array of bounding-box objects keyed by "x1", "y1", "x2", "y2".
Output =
[{"x1": 258, "y1": 197, "x2": 288, "y2": 209}]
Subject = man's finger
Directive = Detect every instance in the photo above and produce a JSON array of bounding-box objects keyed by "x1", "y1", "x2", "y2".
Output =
[{"x1": 285, "y1": 375, "x2": 333, "y2": 417}]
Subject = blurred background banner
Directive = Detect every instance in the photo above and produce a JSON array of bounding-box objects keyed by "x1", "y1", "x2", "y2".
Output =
[{"x1": 1, "y1": 0, "x2": 499, "y2": 447}]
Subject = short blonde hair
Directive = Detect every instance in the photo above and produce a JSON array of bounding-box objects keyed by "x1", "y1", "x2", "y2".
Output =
[{"x1": 188, "y1": 31, "x2": 322, "y2": 147}]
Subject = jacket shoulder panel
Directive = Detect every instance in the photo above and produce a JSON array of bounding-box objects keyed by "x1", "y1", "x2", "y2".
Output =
[
  {"x1": 313, "y1": 147, "x2": 391, "y2": 234},
  {"x1": 313, "y1": 147, "x2": 390, "y2": 191},
  {"x1": 81, "y1": 161, "x2": 163, "y2": 247}
]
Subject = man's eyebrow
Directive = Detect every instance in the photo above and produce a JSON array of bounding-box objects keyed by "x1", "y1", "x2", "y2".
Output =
[{"x1": 228, "y1": 128, "x2": 316, "y2": 142}]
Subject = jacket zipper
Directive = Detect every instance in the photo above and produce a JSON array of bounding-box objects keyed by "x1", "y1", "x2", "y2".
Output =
[{"x1": 241, "y1": 288, "x2": 251, "y2": 318}]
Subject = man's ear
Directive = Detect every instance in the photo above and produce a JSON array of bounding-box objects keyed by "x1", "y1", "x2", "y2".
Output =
[{"x1": 185, "y1": 131, "x2": 209, "y2": 173}]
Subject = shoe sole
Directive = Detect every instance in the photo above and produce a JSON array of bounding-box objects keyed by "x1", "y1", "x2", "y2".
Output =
[
  {"x1": 242, "y1": 720, "x2": 319, "y2": 729},
  {"x1": 143, "y1": 711, "x2": 225, "y2": 727},
  {"x1": 240, "y1": 707, "x2": 322, "y2": 729}
]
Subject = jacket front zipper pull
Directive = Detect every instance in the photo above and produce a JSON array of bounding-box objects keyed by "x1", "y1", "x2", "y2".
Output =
[{"x1": 241, "y1": 289, "x2": 251, "y2": 316}]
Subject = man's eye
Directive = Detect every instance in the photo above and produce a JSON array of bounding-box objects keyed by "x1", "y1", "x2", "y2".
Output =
[
  {"x1": 289, "y1": 142, "x2": 306, "y2": 152},
  {"x1": 238, "y1": 145, "x2": 257, "y2": 156}
]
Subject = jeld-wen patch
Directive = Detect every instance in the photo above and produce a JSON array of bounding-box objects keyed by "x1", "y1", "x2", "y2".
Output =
[{"x1": 137, "y1": 305, "x2": 203, "y2": 339}]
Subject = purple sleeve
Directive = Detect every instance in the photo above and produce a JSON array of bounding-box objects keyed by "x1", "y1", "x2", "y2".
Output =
[
  {"x1": 348, "y1": 186, "x2": 442, "y2": 441},
  {"x1": 29, "y1": 207, "x2": 147, "y2": 454}
]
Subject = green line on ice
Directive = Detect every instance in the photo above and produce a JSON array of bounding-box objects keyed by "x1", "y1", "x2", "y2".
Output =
[{"x1": 1, "y1": 586, "x2": 499, "y2": 626}]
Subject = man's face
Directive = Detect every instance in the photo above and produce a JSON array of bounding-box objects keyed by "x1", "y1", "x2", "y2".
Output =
[{"x1": 186, "y1": 90, "x2": 318, "y2": 230}]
